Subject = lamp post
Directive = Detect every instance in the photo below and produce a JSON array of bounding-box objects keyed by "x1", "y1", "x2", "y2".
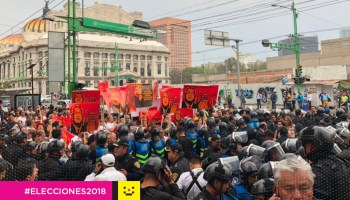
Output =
[
  {"x1": 262, "y1": 0, "x2": 301, "y2": 93},
  {"x1": 27, "y1": 63, "x2": 36, "y2": 109}
]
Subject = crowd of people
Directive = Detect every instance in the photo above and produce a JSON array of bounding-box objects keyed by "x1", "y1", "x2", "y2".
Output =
[{"x1": 0, "y1": 98, "x2": 350, "y2": 200}]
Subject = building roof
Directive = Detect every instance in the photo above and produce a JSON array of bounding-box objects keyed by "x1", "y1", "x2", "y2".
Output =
[
  {"x1": 0, "y1": 34, "x2": 24, "y2": 46},
  {"x1": 22, "y1": 18, "x2": 47, "y2": 33}
]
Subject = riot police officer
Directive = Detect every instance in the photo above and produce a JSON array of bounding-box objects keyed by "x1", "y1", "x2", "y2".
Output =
[
  {"x1": 185, "y1": 118, "x2": 200, "y2": 156},
  {"x1": 133, "y1": 127, "x2": 150, "y2": 166},
  {"x1": 167, "y1": 143, "x2": 190, "y2": 182},
  {"x1": 251, "y1": 178, "x2": 274, "y2": 200},
  {"x1": 60, "y1": 141, "x2": 93, "y2": 180},
  {"x1": 113, "y1": 138, "x2": 143, "y2": 181},
  {"x1": 3, "y1": 131, "x2": 27, "y2": 166},
  {"x1": 299, "y1": 126, "x2": 350, "y2": 200},
  {"x1": 140, "y1": 156, "x2": 186, "y2": 200},
  {"x1": 194, "y1": 160, "x2": 233, "y2": 200},
  {"x1": 37, "y1": 140, "x2": 65, "y2": 180},
  {"x1": 89, "y1": 131, "x2": 108, "y2": 164},
  {"x1": 150, "y1": 128, "x2": 166, "y2": 158}
]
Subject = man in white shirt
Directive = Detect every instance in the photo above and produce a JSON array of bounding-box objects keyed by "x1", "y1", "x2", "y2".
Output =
[
  {"x1": 17, "y1": 110, "x2": 27, "y2": 125},
  {"x1": 176, "y1": 155, "x2": 207, "y2": 200},
  {"x1": 85, "y1": 153, "x2": 126, "y2": 181},
  {"x1": 257, "y1": 92, "x2": 262, "y2": 109}
]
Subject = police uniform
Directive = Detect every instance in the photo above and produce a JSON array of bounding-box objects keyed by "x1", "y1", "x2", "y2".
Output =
[
  {"x1": 150, "y1": 140, "x2": 166, "y2": 158},
  {"x1": 167, "y1": 143, "x2": 190, "y2": 182},
  {"x1": 113, "y1": 138, "x2": 144, "y2": 181},
  {"x1": 60, "y1": 158, "x2": 94, "y2": 180},
  {"x1": 37, "y1": 157, "x2": 63, "y2": 180},
  {"x1": 133, "y1": 140, "x2": 150, "y2": 166}
]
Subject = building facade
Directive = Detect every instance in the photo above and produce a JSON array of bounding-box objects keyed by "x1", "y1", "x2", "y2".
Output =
[
  {"x1": 149, "y1": 17, "x2": 192, "y2": 69},
  {"x1": 277, "y1": 36, "x2": 318, "y2": 57},
  {"x1": 0, "y1": 2, "x2": 169, "y2": 95}
]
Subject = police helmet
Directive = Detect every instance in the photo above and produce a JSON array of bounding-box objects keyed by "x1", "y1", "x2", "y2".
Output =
[
  {"x1": 336, "y1": 108, "x2": 345, "y2": 117},
  {"x1": 317, "y1": 107, "x2": 325, "y2": 115},
  {"x1": 256, "y1": 109, "x2": 263, "y2": 117},
  {"x1": 250, "y1": 112, "x2": 258, "y2": 119},
  {"x1": 47, "y1": 140, "x2": 65, "y2": 154},
  {"x1": 95, "y1": 132, "x2": 107, "y2": 147},
  {"x1": 298, "y1": 126, "x2": 334, "y2": 152},
  {"x1": 76, "y1": 143, "x2": 89, "y2": 158},
  {"x1": 151, "y1": 128, "x2": 161, "y2": 142},
  {"x1": 207, "y1": 118, "x2": 217, "y2": 129},
  {"x1": 281, "y1": 138, "x2": 299, "y2": 153},
  {"x1": 70, "y1": 141, "x2": 83, "y2": 153},
  {"x1": 134, "y1": 127, "x2": 145, "y2": 140},
  {"x1": 240, "y1": 160, "x2": 258, "y2": 175},
  {"x1": 185, "y1": 118, "x2": 195, "y2": 130},
  {"x1": 118, "y1": 125, "x2": 129, "y2": 139},
  {"x1": 219, "y1": 122, "x2": 229, "y2": 137},
  {"x1": 37, "y1": 142, "x2": 50, "y2": 155},
  {"x1": 258, "y1": 161, "x2": 279, "y2": 179},
  {"x1": 198, "y1": 125, "x2": 208, "y2": 137},
  {"x1": 15, "y1": 131, "x2": 27, "y2": 144},
  {"x1": 251, "y1": 178, "x2": 274, "y2": 198},
  {"x1": 23, "y1": 141, "x2": 37, "y2": 152},
  {"x1": 261, "y1": 140, "x2": 285, "y2": 162},
  {"x1": 203, "y1": 160, "x2": 233, "y2": 182},
  {"x1": 337, "y1": 128, "x2": 350, "y2": 140},
  {"x1": 239, "y1": 144, "x2": 265, "y2": 160},
  {"x1": 143, "y1": 156, "x2": 166, "y2": 173}
]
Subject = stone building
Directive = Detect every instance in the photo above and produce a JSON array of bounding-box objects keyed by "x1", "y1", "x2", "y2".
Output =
[{"x1": 0, "y1": 2, "x2": 169, "y2": 95}]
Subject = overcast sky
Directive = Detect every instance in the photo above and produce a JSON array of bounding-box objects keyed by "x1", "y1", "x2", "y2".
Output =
[{"x1": 1, "y1": 0, "x2": 349, "y2": 66}]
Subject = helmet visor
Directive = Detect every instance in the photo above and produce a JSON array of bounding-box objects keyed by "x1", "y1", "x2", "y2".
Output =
[
  {"x1": 247, "y1": 144, "x2": 266, "y2": 159},
  {"x1": 266, "y1": 143, "x2": 285, "y2": 161},
  {"x1": 233, "y1": 131, "x2": 248, "y2": 143}
]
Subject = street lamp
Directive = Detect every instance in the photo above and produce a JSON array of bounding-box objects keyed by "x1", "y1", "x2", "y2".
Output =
[
  {"x1": 27, "y1": 63, "x2": 36, "y2": 110},
  {"x1": 262, "y1": 0, "x2": 301, "y2": 93}
]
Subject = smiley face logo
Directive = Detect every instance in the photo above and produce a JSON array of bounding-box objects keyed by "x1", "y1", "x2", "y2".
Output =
[
  {"x1": 118, "y1": 181, "x2": 140, "y2": 199},
  {"x1": 123, "y1": 186, "x2": 134, "y2": 196}
]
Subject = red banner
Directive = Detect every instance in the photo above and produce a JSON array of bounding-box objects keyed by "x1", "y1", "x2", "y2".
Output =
[
  {"x1": 69, "y1": 103, "x2": 99, "y2": 134},
  {"x1": 61, "y1": 128, "x2": 74, "y2": 145},
  {"x1": 147, "y1": 110, "x2": 162, "y2": 123},
  {"x1": 98, "y1": 81, "x2": 109, "y2": 95},
  {"x1": 72, "y1": 90, "x2": 100, "y2": 104},
  {"x1": 106, "y1": 87, "x2": 126, "y2": 114},
  {"x1": 52, "y1": 116, "x2": 72, "y2": 130},
  {"x1": 129, "y1": 83, "x2": 153, "y2": 108},
  {"x1": 153, "y1": 81, "x2": 159, "y2": 101},
  {"x1": 125, "y1": 85, "x2": 136, "y2": 113},
  {"x1": 181, "y1": 85, "x2": 219, "y2": 109},
  {"x1": 171, "y1": 108, "x2": 194, "y2": 122},
  {"x1": 160, "y1": 87, "x2": 181, "y2": 115}
]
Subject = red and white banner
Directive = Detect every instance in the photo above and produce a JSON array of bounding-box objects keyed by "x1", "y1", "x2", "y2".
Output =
[{"x1": 181, "y1": 85, "x2": 219, "y2": 110}]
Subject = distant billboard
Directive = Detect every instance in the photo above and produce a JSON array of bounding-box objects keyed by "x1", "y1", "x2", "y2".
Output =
[
  {"x1": 15, "y1": 94, "x2": 41, "y2": 110},
  {"x1": 48, "y1": 31, "x2": 65, "y2": 82},
  {"x1": 204, "y1": 30, "x2": 230, "y2": 47}
]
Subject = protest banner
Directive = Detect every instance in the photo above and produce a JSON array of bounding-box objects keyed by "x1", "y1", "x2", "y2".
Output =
[
  {"x1": 69, "y1": 103, "x2": 99, "y2": 134},
  {"x1": 181, "y1": 85, "x2": 219, "y2": 109}
]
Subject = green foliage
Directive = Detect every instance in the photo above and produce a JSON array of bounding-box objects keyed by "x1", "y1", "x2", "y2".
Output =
[{"x1": 0, "y1": 81, "x2": 11, "y2": 89}]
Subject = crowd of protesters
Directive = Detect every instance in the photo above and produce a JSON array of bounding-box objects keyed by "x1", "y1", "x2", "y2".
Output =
[{"x1": 0, "y1": 98, "x2": 350, "y2": 200}]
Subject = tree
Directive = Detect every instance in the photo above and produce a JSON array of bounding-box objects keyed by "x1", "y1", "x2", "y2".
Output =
[{"x1": 0, "y1": 81, "x2": 11, "y2": 89}]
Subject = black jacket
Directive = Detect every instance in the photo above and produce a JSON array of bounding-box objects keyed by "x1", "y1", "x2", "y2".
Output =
[
  {"x1": 169, "y1": 156, "x2": 190, "y2": 182},
  {"x1": 312, "y1": 152, "x2": 350, "y2": 200},
  {"x1": 59, "y1": 158, "x2": 94, "y2": 180},
  {"x1": 37, "y1": 156, "x2": 63, "y2": 180},
  {"x1": 115, "y1": 153, "x2": 143, "y2": 181},
  {"x1": 177, "y1": 136, "x2": 193, "y2": 160},
  {"x1": 194, "y1": 187, "x2": 216, "y2": 200},
  {"x1": 141, "y1": 183, "x2": 186, "y2": 200}
]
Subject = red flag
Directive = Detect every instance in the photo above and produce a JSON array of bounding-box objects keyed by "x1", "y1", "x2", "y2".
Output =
[
  {"x1": 129, "y1": 83, "x2": 153, "y2": 108},
  {"x1": 107, "y1": 87, "x2": 127, "y2": 114},
  {"x1": 153, "y1": 81, "x2": 159, "y2": 101},
  {"x1": 61, "y1": 128, "x2": 74, "y2": 145},
  {"x1": 125, "y1": 85, "x2": 136, "y2": 113},
  {"x1": 147, "y1": 110, "x2": 162, "y2": 123},
  {"x1": 171, "y1": 108, "x2": 194, "y2": 122},
  {"x1": 72, "y1": 90, "x2": 100, "y2": 104},
  {"x1": 182, "y1": 85, "x2": 219, "y2": 110},
  {"x1": 102, "y1": 92, "x2": 111, "y2": 107}
]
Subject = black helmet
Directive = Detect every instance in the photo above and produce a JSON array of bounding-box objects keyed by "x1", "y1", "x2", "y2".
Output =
[
  {"x1": 298, "y1": 126, "x2": 334, "y2": 152},
  {"x1": 203, "y1": 160, "x2": 233, "y2": 182},
  {"x1": 336, "y1": 108, "x2": 345, "y2": 117},
  {"x1": 258, "y1": 161, "x2": 279, "y2": 179},
  {"x1": 245, "y1": 107, "x2": 251, "y2": 115},
  {"x1": 337, "y1": 128, "x2": 350, "y2": 140},
  {"x1": 240, "y1": 160, "x2": 258, "y2": 175},
  {"x1": 256, "y1": 109, "x2": 263, "y2": 117},
  {"x1": 281, "y1": 138, "x2": 299, "y2": 153},
  {"x1": 169, "y1": 127, "x2": 177, "y2": 139},
  {"x1": 250, "y1": 112, "x2": 258, "y2": 119},
  {"x1": 143, "y1": 156, "x2": 166, "y2": 173},
  {"x1": 185, "y1": 118, "x2": 195, "y2": 130},
  {"x1": 261, "y1": 140, "x2": 285, "y2": 162},
  {"x1": 219, "y1": 122, "x2": 229, "y2": 137},
  {"x1": 317, "y1": 107, "x2": 325, "y2": 116},
  {"x1": 15, "y1": 131, "x2": 27, "y2": 144},
  {"x1": 47, "y1": 140, "x2": 65, "y2": 154},
  {"x1": 251, "y1": 178, "x2": 274, "y2": 198},
  {"x1": 95, "y1": 132, "x2": 107, "y2": 147},
  {"x1": 236, "y1": 119, "x2": 245, "y2": 127},
  {"x1": 239, "y1": 144, "x2": 265, "y2": 160},
  {"x1": 207, "y1": 118, "x2": 216, "y2": 129},
  {"x1": 118, "y1": 125, "x2": 129, "y2": 139},
  {"x1": 198, "y1": 125, "x2": 208, "y2": 137},
  {"x1": 76, "y1": 143, "x2": 89, "y2": 158},
  {"x1": 37, "y1": 141, "x2": 50, "y2": 155},
  {"x1": 23, "y1": 141, "x2": 37, "y2": 152},
  {"x1": 70, "y1": 141, "x2": 83, "y2": 153},
  {"x1": 151, "y1": 128, "x2": 161, "y2": 142},
  {"x1": 134, "y1": 127, "x2": 145, "y2": 140}
]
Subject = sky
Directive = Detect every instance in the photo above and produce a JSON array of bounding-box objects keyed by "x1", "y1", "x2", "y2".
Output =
[{"x1": 1, "y1": 0, "x2": 350, "y2": 67}]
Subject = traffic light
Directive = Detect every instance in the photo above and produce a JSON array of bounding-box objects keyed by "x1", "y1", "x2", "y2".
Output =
[
  {"x1": 297, "y1": 65, "x2": 302, "y2": 76},
  {"x1": 294, "y1": 77, "x2": 305, "y2": 85}
]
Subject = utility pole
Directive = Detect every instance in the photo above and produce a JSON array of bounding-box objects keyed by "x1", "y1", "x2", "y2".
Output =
[
  {"x1": 233, "y1": 40, "x2": 242, "y2": 97},
  {"x1": 262, "y1": 0, "x2": 302, "y2": 94}
]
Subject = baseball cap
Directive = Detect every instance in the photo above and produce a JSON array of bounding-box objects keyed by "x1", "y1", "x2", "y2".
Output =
[
  {"x1": 209, "y1": 134, "x2": 221, "y2": 142},
  {"x1": 101, "y1": 154, "x2": 115, "y2": 167},
  {"x1": 113, "y1": 138, "x2": 130, "y2": 147},
  {"x1": 168, "y1": 143, "x2": 184, "y2": 154}
]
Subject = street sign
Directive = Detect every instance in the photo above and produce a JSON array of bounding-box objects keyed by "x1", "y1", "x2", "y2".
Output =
[{"x1": 204, "y1": 30, "x2": 230, "y2": 46}]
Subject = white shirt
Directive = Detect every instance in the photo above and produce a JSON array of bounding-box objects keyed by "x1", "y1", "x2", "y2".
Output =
[
  {"x1": 17, "y1": 116, "x2": 26, "y2": 124},
  {"x1": 176, "y1": 168, "x2": 207, "y2": 200},
  {"x1": 257, "y1": 93, "x2": 262, "y2": 100},
  {"x1": 105, "y1": 122, "x2": 116, "y2": 130},
  {"x1": 85, "y1": 167, "x2": 126, "y2": 181},
  {"x1": 307, "y1": 94, "x2": 312, "y2": 101}
]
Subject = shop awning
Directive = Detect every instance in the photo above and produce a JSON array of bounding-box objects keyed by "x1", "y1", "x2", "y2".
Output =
[
  {"x1": 287, "y1": 80, "x2": 340, "y2": 85},
  {"x1": 338, "y1": 80, "x2": 350, "y2": 89}
]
